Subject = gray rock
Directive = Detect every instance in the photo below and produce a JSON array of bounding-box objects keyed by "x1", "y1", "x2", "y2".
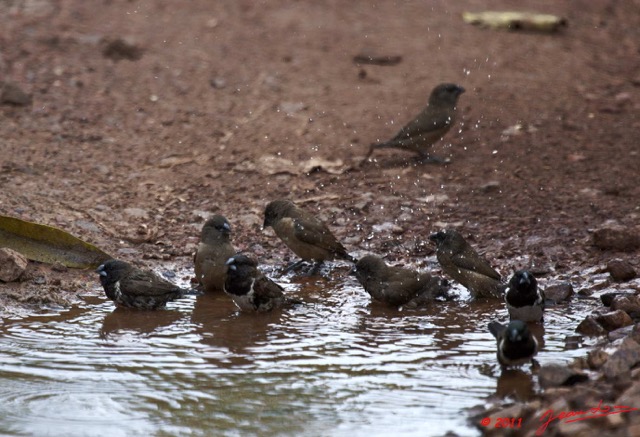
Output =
[
  {"x1": 587, "y1": 348, "x2": 609, "y2": 369},
  {"x1": 609, "y1": 325, "x2": 635, "y2": 341},
  {"x1": 607, "y1": 259, "x2": 637, "y2": 282},
  {"x1": 596, "y1": 310, "x2": 634, "y2": 331},
  {"x1": 557, "y1": 418, "x2": 594, "y2": 437},
  {"x1": 603, "y1": 338, "x2": 640, "y2": 379},
  {"x1": 0, "y1": 81, "x2": 32, "y2": 106},
  {"x1": 593, "y1": 225, "x2": 640, "y2": 251},
  {"x1": 102, "y1": 38, "x2": 144, "y2": 61},
  {"x1": 611, "y1": 295, "x2": 640, "y2": 317},
  {"x1": 209, "y1": 77, "x2": 227, "y2": 89},
  {"x1": 0, "y1": 247, "x2": 28, "y2": 282},
  {"x1": 601, "y1": 291, "x2": 636, "y2": 307},
  {"x1": 630, "y1": 323, "x2": 640, "y2": 344},
  {"x1": 538, "y1": 363, "x2": 589, "y2": 389},
  {"x1": 616, "y1": 380, "x2": 640, "y2": 406},
  {"x1": 576, "y1": 315, "x2": 607, "y2": 337},
  {"x1": 545, "y1": 282, "x2": 574, "y2": 303}
]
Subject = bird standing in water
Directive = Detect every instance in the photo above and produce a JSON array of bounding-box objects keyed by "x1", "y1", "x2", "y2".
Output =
[
  {"x1": 224, "y1": 254, "x2": 299, "y2": 312},
  {"x1": 263, "y1": 199, "x2": 356, "y2": 272},
  {"x1": 194, "y1": 215, "x2": 236, "y2": 292},
  {"x1": 505, "y1": 270, "x2": 545, "y2": 322},
  {"x1": 353, "y1": 254, "x2": 450, "y2": 308},
  {"x1": 489, "y1": 320, "x2": 539, "y2": 367},
  {"x1": 96, "y1": 259, "x2": 198, "y2": 310},
  {"x1": 429, "y1": 229, "x2": 504, "y2": 299}
]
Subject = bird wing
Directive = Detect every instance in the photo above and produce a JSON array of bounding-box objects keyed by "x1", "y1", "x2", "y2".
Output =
[
  {"x1": 292, "y1": 217, "x2": 342, "y2": 252},
  {"x1": 488, "y1": 321, "x2": 506, "y2": 339},
  {"x1": 450, "y1": 252, "x2": 501, "y2": 280},
  {"x1": 383, "y1": 269, "x2": 429, "y2": 304},
  {"x1": 390, "y1": 109, "x2": 452, "y2": 141},
  {"x1": 121, "y1": 270, "x2": 183, "y2": 297},
  {"x1": 254, "y1": 273, "x2": 285, "y2": 299}
]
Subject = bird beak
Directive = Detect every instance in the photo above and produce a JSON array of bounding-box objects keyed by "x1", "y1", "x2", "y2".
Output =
[
  {"x1": 223, "y1": 222, "x2": 231, "y2": 232},
  {"x1": 508, "y1": 330, "x2": 522, "y2": 343},
  {"x1": 225, "y1": 257, "x2": 237, "y2": 271},
  {"x1": 95, "y1": 264, "x2": 107, "y2": 276},
  {"x1": 428, "y1": 232, "x2": 442, "y2": 244},
  {"x1": 457, "y1": 86, "x2": 466, "y2": 94},
  {"x1": 349, "y1": 265, "x2": 357, "y2": 276}
]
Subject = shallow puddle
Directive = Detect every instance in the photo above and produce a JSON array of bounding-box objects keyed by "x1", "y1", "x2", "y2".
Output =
[{"x1": 0, "y1": 266, "x2": 603, "y2": 436}]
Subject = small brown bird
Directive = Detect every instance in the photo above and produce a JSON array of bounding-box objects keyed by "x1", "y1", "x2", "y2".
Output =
[
  {"x1": 429, "y1": 229, "x2": 503, "y2": 299},
  {"x1": 194, "y1": 215, "x2": 236, "y2": 292},
  {"x1": 363, "y1": 83, "x2": 465, "y2": 163},
  {"x1": 224, "y1": 254, "x2": 299, "y2": 312},
  {"x1": 263, "y1": 199, "x2": 356, "y2": 272},
  {"x1": 353, "y1": 255, "x2": 450, "y2": 308},
  {"x1": 96, "y1": 259, "x2": 199, "y2": 310}
]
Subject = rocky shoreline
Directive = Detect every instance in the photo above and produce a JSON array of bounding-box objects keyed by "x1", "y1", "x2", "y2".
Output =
[{"x1": 468, "y1": 261, "x2": 640, "y2": 437}]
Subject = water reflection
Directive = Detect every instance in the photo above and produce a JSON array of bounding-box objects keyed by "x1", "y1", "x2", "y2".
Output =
[
  {"x1": 495, "y1": 369, "x2": 536, "y2": 401},
  {"x1": 100, "y1": 307, "x2": 185, "y2": 339},
  {"x1": 0, "y1": 273, "x2": 599, "y2": 437}
]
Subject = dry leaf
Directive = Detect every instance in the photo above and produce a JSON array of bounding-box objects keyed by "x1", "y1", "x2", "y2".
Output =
[
  {"x1": 258, "y1": 155, "x2": 298, "y2": 175},
  {"x1": 463, "y1": 11, "x2": 567, "y2": 33},
  {"x1": 0, "y1": 215, "x2": 112, "y2": 268},
  {"x1": 300, "y1": 158, "x2": 348, "y2": 175}
]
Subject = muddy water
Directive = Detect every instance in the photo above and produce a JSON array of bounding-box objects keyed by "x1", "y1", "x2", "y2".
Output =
[{"x1": 0, "y1": 267, "x2": 601, "y2": 437}]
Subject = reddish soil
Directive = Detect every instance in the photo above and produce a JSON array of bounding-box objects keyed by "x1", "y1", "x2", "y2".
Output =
[{"x1": 1, "y1": 0, "x2": 639, "y2": 309}]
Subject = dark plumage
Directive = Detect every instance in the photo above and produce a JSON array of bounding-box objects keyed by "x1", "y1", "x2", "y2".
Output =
[
  {"x1": 364, "y1": 83, "x2": 465, "y2": 163},
  {"x1": 96, "y1": 259, "x2": 196, "y2": 310},
  {"x1": 505, "y1": 270, "x2": 545, "y2": 322},
  {"x1": 353, "y1": 255, "x2": 450, "y2": 307},
  {"x1": 224, "y1": 254, "x2": 298, "y2": 312},
  {"x1": 263, "y1": 199, "x2": 355, "y2": 270},
  {"x1": 429, "y1": 229, "x2": 503, "y2": 299},
  {"x1": 489, "y1": 320, "x2": 539, "y2": 367},
  {"x1": 194, "y1": 215, "x2": 236, "y2": 292}
]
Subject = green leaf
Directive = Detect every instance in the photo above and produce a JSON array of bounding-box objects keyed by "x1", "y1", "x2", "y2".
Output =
[{"x1": 0, "y1": 215, "x2": 112, "y2": 269}]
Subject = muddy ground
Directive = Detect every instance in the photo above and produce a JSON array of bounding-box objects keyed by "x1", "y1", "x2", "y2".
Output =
[
  {"x1": 1, "y1": 0, "x2": 640, "y2": 432},
  {"x1": 2, "y1": 0, "x2": 639, "y2": 301}
]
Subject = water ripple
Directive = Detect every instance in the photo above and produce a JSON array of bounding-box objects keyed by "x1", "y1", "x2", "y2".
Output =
[{"x1": 0, "y1": 275, "x2": 602, "y2": 437}]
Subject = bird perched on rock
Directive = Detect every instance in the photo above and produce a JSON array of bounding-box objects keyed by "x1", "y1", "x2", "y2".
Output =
[
  {"x1": 194, "y1": 215, "x2": 236, "y2": 292},
  {"x1": 505, "y1": 270, "x2": 545, "y2": 322},
  {"x1": 429, "y1": 229, "x2": 503, "y2": 299},
  {"x1": 363, "y1": 83, "x2": 465, "y2": 164},
  {"x1": 263, "y1": 199, "x2": 356, "y2": 272},
  {"x1": 353, "y1": 255, "x2": 450, "y2": 307},
  {"x1": 224, "y1": 254, "x2": 299, "y2": 312},
  {"x1": 488, "y1": 320, "x2": 539, "y2": 367},
  {"x1": 96, "y1": 259, "x2": 198, "y2": 310}
]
